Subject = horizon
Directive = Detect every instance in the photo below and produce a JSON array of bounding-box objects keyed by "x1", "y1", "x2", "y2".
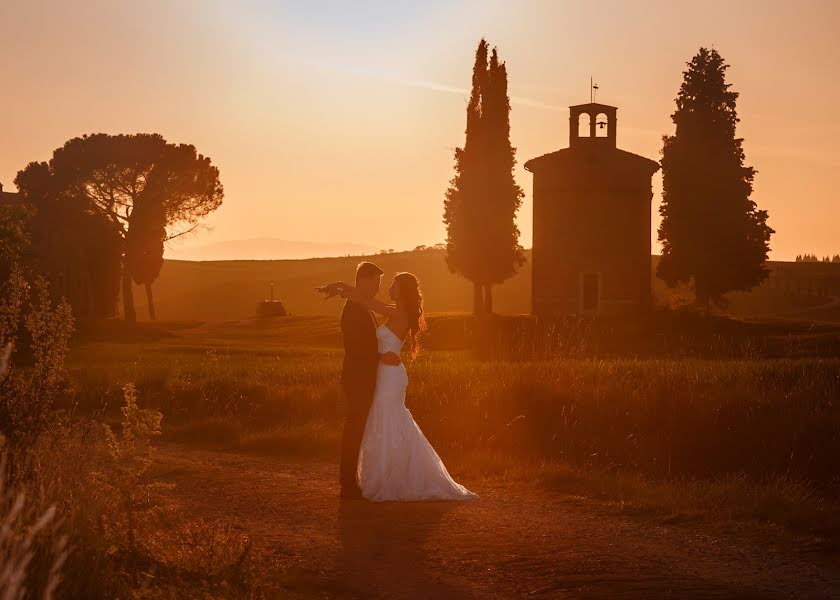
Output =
[
  {"x1": 162, "y1": 241, "x2": 836, "y2": 265},
  {"x1": 2, "y1": 1, "x2": 839, "y2": 261}
]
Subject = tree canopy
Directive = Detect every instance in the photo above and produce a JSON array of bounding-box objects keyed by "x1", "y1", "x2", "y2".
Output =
[
  {"x1": 20, "y1": 133, "x2": 224, "y2": 322},
  {"x1": 49, "y1": 134, "x2": 223, "y2": 241}
]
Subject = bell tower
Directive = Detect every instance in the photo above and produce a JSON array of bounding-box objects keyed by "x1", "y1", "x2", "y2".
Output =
[{"x1": 569, "y1": 103, "x2": 617, "y2": 148}]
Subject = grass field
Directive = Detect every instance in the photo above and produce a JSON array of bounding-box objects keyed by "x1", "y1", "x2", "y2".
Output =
[
  {"x1": 68, "y1": 314, "x2": 840, "y2": 524},
  {"x1": 8, "y1": 308, "x2": 831, "y2": 597}
]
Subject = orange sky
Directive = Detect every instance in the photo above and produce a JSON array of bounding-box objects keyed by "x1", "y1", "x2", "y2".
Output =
[{"x1": 1, "y1": 1, "x2": 838, "y2": 261}]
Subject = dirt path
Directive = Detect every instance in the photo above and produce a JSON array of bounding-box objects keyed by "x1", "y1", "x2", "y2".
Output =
[{"x1": 152, "y1": 444, "x2": 840, "y2": 599}]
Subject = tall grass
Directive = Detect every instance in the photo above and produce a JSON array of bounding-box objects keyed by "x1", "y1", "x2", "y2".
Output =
[
  {"x1": 411, "y1": 357, "x2": 840, "y2": 485},
  {"x1": 56, "y1": 314, "x2": 840, "y2": 542},
  {"x1": 68, "y1": 347, "x2": 840, "y2": 490},
  {"x1": 0, "y1": 454, "x2": 67, "y2": 600},
  {"x1": 0, "y1": 266, "x2": 272, "y2": 597}
]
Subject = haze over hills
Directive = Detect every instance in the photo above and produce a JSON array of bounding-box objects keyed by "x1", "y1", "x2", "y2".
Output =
[{"x1": 164, "y1": 237, "x2": 380, "y2": 261}]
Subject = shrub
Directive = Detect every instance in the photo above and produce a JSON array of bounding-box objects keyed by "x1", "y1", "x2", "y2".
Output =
[
  {"x1": 95, "y1": 383, "x2": 163, "y2": 555},
  {"x1": 0, "y1": 269, "x2": 74, "y2": 446}
]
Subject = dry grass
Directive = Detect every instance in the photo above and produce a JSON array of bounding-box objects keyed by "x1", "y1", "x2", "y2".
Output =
[
  {"x1": 59, "y1": 316, "x2": 840, "y2": 542},
  {"x1": 3, "y1": 422, "x2": 298, "y2": 598},
  {"x1": 0, "y1": 455, "x2": 67, "y2": 600},
  {"x1": 5, "y1": 396, "x2": 282, "y2": 598}
]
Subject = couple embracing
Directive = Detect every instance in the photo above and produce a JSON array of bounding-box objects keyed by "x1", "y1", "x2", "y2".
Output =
[{"x1": 317, "y1": 262, "x2": 477, "y2": 503}]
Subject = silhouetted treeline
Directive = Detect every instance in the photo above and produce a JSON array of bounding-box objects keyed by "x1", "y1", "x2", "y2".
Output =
[{"x1": 796, "y1": 254, "x2": 840, "y2": 263}]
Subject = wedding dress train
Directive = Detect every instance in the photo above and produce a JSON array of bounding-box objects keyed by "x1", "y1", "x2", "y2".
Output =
[{"x1": 357, "y1": 325, "x2": 478, "y2": 502}]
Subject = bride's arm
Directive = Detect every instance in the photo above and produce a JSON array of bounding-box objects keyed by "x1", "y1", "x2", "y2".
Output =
[
  {"x1": 316, "y1": 282, "x2": 401, "y2": 365},
  {"x1": 335, "y1": 283, "x2": 399, "y2": 319}
]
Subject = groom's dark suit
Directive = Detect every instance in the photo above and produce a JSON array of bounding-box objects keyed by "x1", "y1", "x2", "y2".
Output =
[{"x1": 339, "y1": 299, "x2": 379, "y2": 497}]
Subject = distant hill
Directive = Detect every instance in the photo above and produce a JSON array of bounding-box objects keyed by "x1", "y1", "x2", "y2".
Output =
[
  {"x1": 131, "y1": 248, "x2": 840, "y2": 323},
  {"x1": 133, "y1": 249, "x2": 530, "y2": 322},
  {"x1": 164, "y1": 238, "x2": 379, "y2": 261}
]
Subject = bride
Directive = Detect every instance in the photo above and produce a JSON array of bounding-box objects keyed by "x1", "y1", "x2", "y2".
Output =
[{"x1": 323, "y1": 273, "x2": 477, "y2": 502}]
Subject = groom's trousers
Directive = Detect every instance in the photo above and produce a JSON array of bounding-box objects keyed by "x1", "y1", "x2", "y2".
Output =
[{"x1": 340, "y1": 389, "x2": 374, "y2": 495}]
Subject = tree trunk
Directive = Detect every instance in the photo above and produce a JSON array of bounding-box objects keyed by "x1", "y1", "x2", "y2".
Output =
[
  {"x1": 484, "y1": 284, "x2": 493, "y2": 314},
  {"x1": 473, "y1": 282, "x2": 484, "y2": 315},
  {"x1": 122, "y1": 268, "x2": 136, "y2": 324},
  {"x1": 145, "y1": 282, "x2": 156, "y2": 321}
]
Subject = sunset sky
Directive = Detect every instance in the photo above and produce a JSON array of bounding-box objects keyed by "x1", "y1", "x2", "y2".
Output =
[{"x1": 1, "y1": 1, "x2": 838, "y2": 261}]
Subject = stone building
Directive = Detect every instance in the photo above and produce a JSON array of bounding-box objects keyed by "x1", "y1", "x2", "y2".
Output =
[{"x1": 525, "y1": 103, "x2": 660, "y2": 316}]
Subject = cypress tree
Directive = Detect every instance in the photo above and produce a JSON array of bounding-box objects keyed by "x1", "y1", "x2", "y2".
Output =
[
  {"x1": 657, "y1": 47, "x2": 773, "y2": 311},
  {"x1": 481, "y1": 48, "x2": 525, "y2": 312},
  {"x1": 444, "y1": 39, "x2": 524, "y2": 314}
]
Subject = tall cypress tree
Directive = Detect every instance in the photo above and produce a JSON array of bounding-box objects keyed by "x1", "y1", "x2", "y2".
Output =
[
  {"x1": 657, "y1": 47, "x2": 773, "y2": 310},
  {"x1": 444, "y1": 40, "x2": 524, "y2": 314},
  {"x1": 444, "y1": 39, "x2": 488, "y2": 314},
  {"x1": 481, "y1": 48, "x2": 525, "y2": 312}
]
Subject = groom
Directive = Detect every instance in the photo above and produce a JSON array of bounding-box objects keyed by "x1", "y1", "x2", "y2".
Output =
[{"x1": 332, "y1": 261, "x2": 399, "y2": 499}]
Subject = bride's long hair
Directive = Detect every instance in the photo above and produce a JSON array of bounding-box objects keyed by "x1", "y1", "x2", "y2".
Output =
[{"x1": 394, "y1": 272, "x2": 426, "y2": 359}]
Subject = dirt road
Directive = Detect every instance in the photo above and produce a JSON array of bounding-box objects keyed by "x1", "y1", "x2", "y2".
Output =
[{"x1": 152, "y1": 445, "x2": 839, "y2": 599}]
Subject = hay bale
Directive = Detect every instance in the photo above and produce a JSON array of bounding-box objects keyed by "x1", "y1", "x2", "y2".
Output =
[{"x1": 256, "y1": 300, "x2": 287, "y2": 318}]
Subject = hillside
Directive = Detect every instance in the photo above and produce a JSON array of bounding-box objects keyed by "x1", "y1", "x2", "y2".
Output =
[
  {"x1": 132, "y1": 249, "x2": 531, "y2": 322},
  {"x1": 131, "y1": 249, "x2": 840, "y2": 323}
]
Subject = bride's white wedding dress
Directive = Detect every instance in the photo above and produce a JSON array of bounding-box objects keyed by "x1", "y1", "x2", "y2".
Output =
[{"x1": 357, "y1": 325, "x2": 478, "y2": 502}]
